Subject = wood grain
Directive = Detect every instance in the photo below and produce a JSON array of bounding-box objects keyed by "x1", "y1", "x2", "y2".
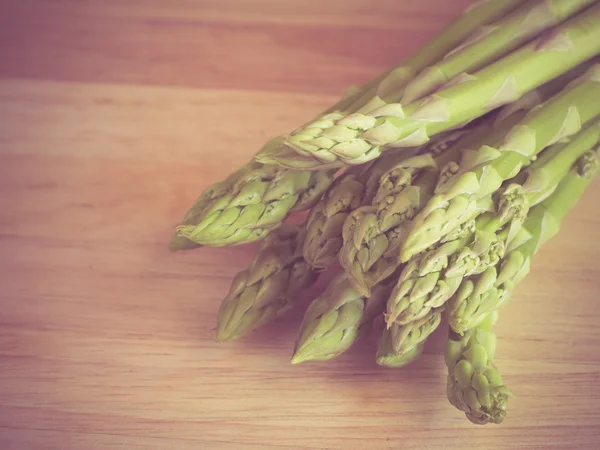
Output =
[{"x1": 1, "y1": 1, "x2": 600, "y2": 449}]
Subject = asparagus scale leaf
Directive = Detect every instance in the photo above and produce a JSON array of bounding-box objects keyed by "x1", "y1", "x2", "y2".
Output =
[{"x1": 377, "y1": 307, "x2": 443, "y2": 368}]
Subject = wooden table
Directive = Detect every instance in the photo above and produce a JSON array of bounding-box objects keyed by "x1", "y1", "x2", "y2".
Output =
[{"x1": 2, "y1": 1, "x2": 600, "y2": 449}]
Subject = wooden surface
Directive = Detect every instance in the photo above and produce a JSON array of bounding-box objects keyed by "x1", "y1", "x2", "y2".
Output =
[{"x1": 1, "y1": 1, "x2": 600, "y2": 449}]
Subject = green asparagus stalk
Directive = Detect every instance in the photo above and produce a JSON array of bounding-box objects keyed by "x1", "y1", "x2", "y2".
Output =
[
  {"x1": 377, "y1": 307, "x2": 443, "y2": 368},
  {"x1": 401, "y1": 63, "x2": 600, "y2": 262},
  {"x1": 401, "y1": 0, "x2": 596, "y2": 104},
  {"x1": 384, "y1": 228, "x2": 477, "y2": 328},
  {"x1": 302, "y1": 168, "x2": 368, "y2": 271},
  {"x1": 291, "y1": 271, "x2": 399, "y2": 364},
  {"x1": 345, "y1": 0, "x2": 528, "y2": 112},
  {"x1": 216, "y1": 222, "x2": 318, "y2": 341},
  {"x1": 175, "y1": 158, "x2": 334, "y2": 247},
  {"x1": 169, "y1": 160, "x2": 266, "y2": 251},
  {"x1": 445, "y1": 311, "x2": 513, "y2": 424},
  {"x1": 378, "y1": 341, "x2": 426, "y2": 368},
  {"x1": 448, "y1": 147, "x2": 600, "y2": 334},
  {"x1": 277, "y1": 7, "x2": 600, "y2": 168}
]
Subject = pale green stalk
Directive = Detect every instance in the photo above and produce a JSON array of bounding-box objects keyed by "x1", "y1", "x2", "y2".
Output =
[
  {"x1": 216, "y1": 223, "x2": 318, "y2": 341},
  {"x1": 401, "y1": 63, "x2": 600, "y2": 262},
  {"x1": 401, "y1": 0, "x2": 596, "y2": 103},
  {"x1": 277, "y1": 8, "x2": 600, "y2": 168},
  {"x1": 175, "y1": 159, "x2": 334, "y2": 247},
  {"x1": 169, "y1": 160, "x2": 265, "y2": 251},
  {"x1": 445, "y1": 311, "x2": 512, "y2": 424},
  {"x1": 291, "y1": 271, "x2": 399, "y2": 364},
  {"x1": 346, "y1": 0, "x2": 528, "y2": 112},
  {"x1": 302, "y1": 167, "x2": 369, "y2": 271}
]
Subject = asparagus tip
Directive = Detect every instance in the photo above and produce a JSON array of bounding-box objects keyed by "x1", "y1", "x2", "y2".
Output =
[{"x1": 383, "y1": 312, "x2": 397, "y2": 330}]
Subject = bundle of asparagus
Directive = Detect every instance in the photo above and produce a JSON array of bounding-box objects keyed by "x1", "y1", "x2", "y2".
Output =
[{"x1": 170, "y1": 0, "x2": 600, "y2": 425}]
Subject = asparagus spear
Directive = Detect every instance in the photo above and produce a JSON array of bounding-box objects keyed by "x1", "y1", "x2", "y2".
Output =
[
  {"x1": 277, "y1": 7, "x2": 600, "y2": 168},
  {"x1": 291, "y1": 271, "x2": 399, "y2": 364},
  {"x1": 377, "y1": 341, "x2": 426, "y2": 369},
  {"x1": 169, "y1": 160, "x2": 266, "y2": 251},
  {"x1": 384, "y1": 227, "x2": 479, "y2": 328},
  {"x1": 401, "y1": 0, "x2": 596, "y2": 103},
  {"x1": 339, "y1": 158, "x2": 440, "y2": 296},
  {"x1": 216, "y1": 222, "x2": 318, "y2": 341},
  {"x1": 377, "y1": 307, "x2": 443, "y2": 368},
  {"x1": 175, "y1": 159, "x2": 334, "y2": 247},
  {"x1": 344, "y1": 0, "x2": 528, "y2": 112},
  {"x1": 445, "y1": 311, "x2": 512, "y2": 424},
  {"x1": 401, "y1": 63, "x2": 600, "y2": 262},
  {"x1": 448, "y1": 147, "x2": 600, "y2": 334}
]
